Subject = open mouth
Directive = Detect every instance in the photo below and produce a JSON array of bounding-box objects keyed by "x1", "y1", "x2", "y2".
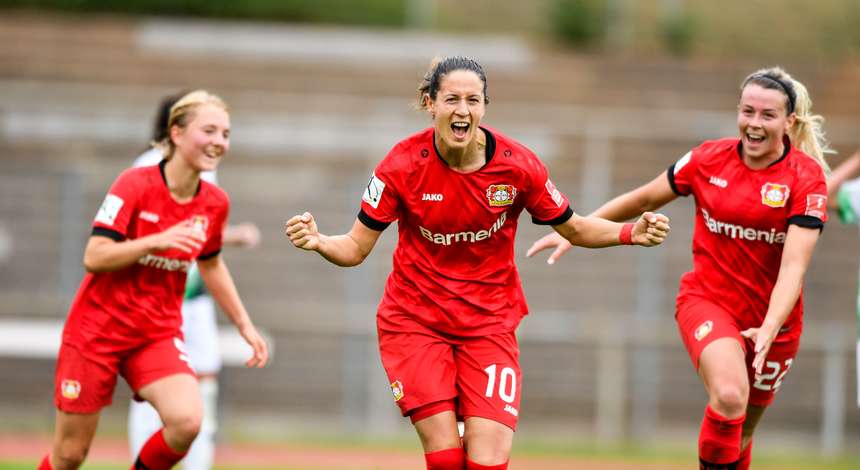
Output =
[
  {"x1": 745, "y1": 133, "x2": 765, "y2": 146},
  {"x1": 451, "y1": 122, "x2": 470, "y2": 139}
]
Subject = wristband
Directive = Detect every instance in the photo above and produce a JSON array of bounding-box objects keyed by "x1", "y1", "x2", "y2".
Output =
[{"x1": 619, "y1": 223, "x2": 634, "y2": 245}]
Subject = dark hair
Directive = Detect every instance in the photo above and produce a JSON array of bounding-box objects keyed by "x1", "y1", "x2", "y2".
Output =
[
  {"x1": 416, "y1": 56, "x2": 489, "y2": 110},
  {"x1": 151, "y1": 91, "x2": 188, "y2": 142},
  {"x1": 741, "y1": 71, "x2": 796, "y2": 115}
]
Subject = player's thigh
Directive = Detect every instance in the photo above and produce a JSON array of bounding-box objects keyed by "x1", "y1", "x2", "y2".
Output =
[
  {"x1": 378, "y1": 327, "x2": 459, "y2": 418},
  {"x1": 455, "y1": 332, "x2": 521, "y2": 432},
  {"x1": 137, "y1": 373, "x2": 202, "y2": 428},
  {"x1": 463, "y1": 416, "x2": 513, "y2": 464},
  {"x1": 52, "y1": 409, "x2": 100, "y2": 461}
]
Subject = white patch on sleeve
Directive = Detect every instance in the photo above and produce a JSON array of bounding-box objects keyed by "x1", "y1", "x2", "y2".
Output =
[
  {"x1": 544, "y1": 179, "x2": 563, "y2": 207},
  {"x1": 362, "y1": 173, "x2": 386, "y2": 209},
  {"x1": 94, "y1": 194, "x2": 124, "y2": 226},
  {"x1": 673, "y1": 151, "x2": 693, "y2": 174}
]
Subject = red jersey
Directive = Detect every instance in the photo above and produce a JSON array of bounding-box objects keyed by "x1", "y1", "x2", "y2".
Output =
[
  {"x1": 62, "y1": 160, "x2": 229, "y2": 355},
  {"x1": 669, "y1": 137, "x2": 827, "y2": 341},
  {"x1": 360, "y1": 127, "x2": 572, "y2": 336}
]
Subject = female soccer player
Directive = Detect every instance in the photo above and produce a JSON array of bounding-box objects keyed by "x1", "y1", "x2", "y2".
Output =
[
  {"x1": 528, "y1": 67, "x2": 830, "y2": 469},
  {"x1": 127, "y1": 92, "x2": 261, "y2": 470},
  {"x1": 40, "y1": 90, "x2": 269, "y2": 470},
  {"x1": 285, "y1": 56, "x2": 670, "y2": 470}
]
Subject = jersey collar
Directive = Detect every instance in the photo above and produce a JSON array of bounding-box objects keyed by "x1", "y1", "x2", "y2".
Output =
[
  {"x1": 432, "y1": 126, "x2": 497, "y2": 171},
  {"x1": 735, "y1": 135, "x2": 792, "y2": 168},
  {"x1": 159, "y1": 158, "x2": 202, "y2": 196}
]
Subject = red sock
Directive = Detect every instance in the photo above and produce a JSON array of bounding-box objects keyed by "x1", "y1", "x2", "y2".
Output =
[
  {"x1": 466, "y1": 458, "x2": 508, "y2": 470},
  {"x1": 737, "y1": 439, "x2": 753, "y2": 470},
  {"x1": 38, "y1": 454, "x2": 52, "y2": 470},
  {"x1": 132, "y1": 429, "x2": 186, "y2": 470},
  {"x1": 698, "y1": 405, "x2": 744, "y2": 468},
  {"x1": 424, "y1": 447, "x2": 465, "y2": 470}
]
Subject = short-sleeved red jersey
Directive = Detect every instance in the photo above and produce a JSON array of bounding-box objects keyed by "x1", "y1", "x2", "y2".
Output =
[
  {"x1": 360, "y1": 127, "x2": 572, "y2": 336},
  {"x1": 62, "y1": 161, "x2": 229, "y2": 356},
  {"x1": 668, "y1": 137, "x2": 827, "y2": 341}
]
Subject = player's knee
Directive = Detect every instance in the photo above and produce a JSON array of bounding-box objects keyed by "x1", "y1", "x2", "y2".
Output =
[
  {"x1": 164, "y1": 411, "x2": 202, "y2": 445},
  {"x1": 710, "y1": 384, "x2": 748, "y2": 417},
  {"x1": 54, "y1": 441, "x2": 90, "y2": 470}
]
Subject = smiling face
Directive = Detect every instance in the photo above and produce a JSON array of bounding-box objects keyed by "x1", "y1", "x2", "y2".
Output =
[
  {"x1": 737, "y1": 83, "x2": 795, "y2": 165},
  {"x1": 170, "y1": 103, "x2": 230, "y2": 173},
  {"x1": 426, "y1": 69, "x2": 487, "y2": 153}
]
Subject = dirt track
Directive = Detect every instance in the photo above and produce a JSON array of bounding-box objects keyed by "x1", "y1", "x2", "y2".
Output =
[{"x1": 1, "y1": 435, "x2": 693, "y2": 469}]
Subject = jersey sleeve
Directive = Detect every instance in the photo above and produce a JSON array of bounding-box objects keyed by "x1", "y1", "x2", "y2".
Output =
[
  {"x1": 199, "y1": 200, "x2": 229, "y2": 260},
  {"x1": 666, "y1": 149, "x2": 698, "y2": 196},
  {"x1": 787, "y1": 164, "x2": 828, "y2": 229},
  {"x1": 91, "y1": 169, "x2": 141, "y2": 241},
  {"x1": 836, "y1": 178, "x2": 860, "y2": 225},
  {"x1": 524, "y1": 157, "x2": 573, "y2": 225},
  {"x1": 358, "y1": 158, "x2": 401, "y2": 231}
]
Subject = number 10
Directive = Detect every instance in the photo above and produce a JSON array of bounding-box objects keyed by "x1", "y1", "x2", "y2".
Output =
[{"x1": 484, "y1": 364, "x2": 516, "y2": 403}]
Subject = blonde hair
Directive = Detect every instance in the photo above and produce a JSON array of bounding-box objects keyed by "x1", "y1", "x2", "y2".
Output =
[
  {"x1": 154, "y1": 90, "x2": 229, "y2": 159},
  {"x1": 741, "y1": 67, "x2": 832, "y2": 172}
]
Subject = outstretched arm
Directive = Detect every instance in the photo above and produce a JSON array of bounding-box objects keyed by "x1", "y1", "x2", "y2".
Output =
[
  {"x1": 197, "y1": 254, "x2": 269, "y2": 368},
  {"x1": 741, "y1": 225, "x2": 820, "y2": 373},
  {"x1": 528, "y1": 171, "x2": 677, "y2": 262},
  {"x1": 285, "y1": 213, "x2": 382, "y2": 267},
  {"x1": 552, "y1": 211, "x2": 670, "y2": 249}
]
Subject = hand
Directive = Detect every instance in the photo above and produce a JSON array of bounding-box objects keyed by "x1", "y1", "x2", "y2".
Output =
[
  {"x1": 526, "y1": 232, "x2": 572, "y2": 265},
  {"x1": 632, "y1": 212, "x2": 670, "y2": 247},
  {"x1": 225, "y1": 222, "x2": 261, "y2": 248},
  {"x1": 149, "y1": 221, "x2": 207, "y2": 253},
  {"x1": 238, "y1": 322, "x2": 269, "y2": 368},
  {"x1": 740, "y1": 323, "x2": 779, "y2": 375},
  {"x1": 285, "y1": 212, "x2": 320, "y2": 251}
]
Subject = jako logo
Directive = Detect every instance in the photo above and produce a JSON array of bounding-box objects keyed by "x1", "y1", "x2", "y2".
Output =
[
  {"x1": 701, "y1": 208, "x2": 785, "y2": 244},
  {"x1": 709, "y1": 176, "x2": 728, "y2": 188},
  {"x1": 422, "y1": 193, "x2": 443, "y2": 202},
  {"x1": 420, "y1": 212, "x2": 507, "y2": 245}
]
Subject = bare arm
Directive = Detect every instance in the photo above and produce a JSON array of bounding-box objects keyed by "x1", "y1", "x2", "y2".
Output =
[
  {"x1": 552, "y1": 211, "x2": 670, "y2": 248},
  {"x1": 528, "y1": 171, "x2": 677, "y2": 263},
  {"x1": 197, "y1": 254, "x2": 269, "y2": 368},
  {"x1": 284, "y1": 212, "x2": 382, "y2": 267},
  {"x1": 83, "y1": 222, "x2": 205, "y2": 273},
  {"x1": 741, "y1": 225, "x2": 821, "y2": 373},
  {"x1": 826, "y1": 149, "x2": 860, "y2": 209}
]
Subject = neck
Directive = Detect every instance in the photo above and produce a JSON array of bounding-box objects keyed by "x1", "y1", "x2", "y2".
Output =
[
  {"x1": 164, "y1": 156, "x2": 200, "y2": 201},
  {"x1": 436, "y1": 130, "x2": 486, "y2": 173}
]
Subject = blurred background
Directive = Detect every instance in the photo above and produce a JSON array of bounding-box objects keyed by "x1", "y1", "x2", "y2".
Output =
[{"x1": 1, "y1": 0, "x2": 859, "y2": 468}]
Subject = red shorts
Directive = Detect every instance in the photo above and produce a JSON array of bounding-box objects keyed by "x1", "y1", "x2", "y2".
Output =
[
  {"x1": 378, "y1": 313, "x2": 522, "y2": 430},
  {"x1": 54, "y1": 336, "x2": 195, "y2": 413},
  {"x1": 676, "y1": 293, "x2": 799, "y2": 407}
]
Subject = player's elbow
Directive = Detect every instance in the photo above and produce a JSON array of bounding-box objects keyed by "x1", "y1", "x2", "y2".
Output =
[{"x1": 82, "y1": 253, "x2": 107, "y2": 273}]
